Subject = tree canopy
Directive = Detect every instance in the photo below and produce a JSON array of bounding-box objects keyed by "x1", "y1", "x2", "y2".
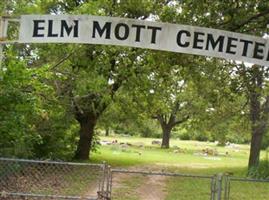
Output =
[{"x1": 1, "y1": 0, "x2": 269, "y2": 171}]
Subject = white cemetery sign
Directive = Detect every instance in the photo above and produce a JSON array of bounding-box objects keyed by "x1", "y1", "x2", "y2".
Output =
[{"x1": 18, "y1": 15, "x2": 269, "y2": 66}]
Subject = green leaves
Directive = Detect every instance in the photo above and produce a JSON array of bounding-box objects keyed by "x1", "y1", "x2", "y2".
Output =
[
  {"x1": 2, "y1": 0, "x2": 269, "y2": 159},
  {"x1": 0, "y1": 49, "x2": 41, "y2": 157}
]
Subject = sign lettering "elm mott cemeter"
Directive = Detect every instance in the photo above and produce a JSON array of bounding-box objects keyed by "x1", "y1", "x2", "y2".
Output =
[{"x1": 19, "y1": 15, "x2": 269, "y2": 66}]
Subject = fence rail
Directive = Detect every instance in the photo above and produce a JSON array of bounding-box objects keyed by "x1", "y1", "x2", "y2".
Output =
[{"x1": 1, "y1": 158, "x2": 269, "y2": 200}]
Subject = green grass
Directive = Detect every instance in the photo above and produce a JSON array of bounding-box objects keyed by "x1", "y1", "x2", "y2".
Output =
[
  {"x1": 61, "y1": 168, "x2": 101, "y2": 196},
  {"x1": 112, "y1": 174, "x2": 145, "y2": 200},
  {"x1": 91, "y1": 136, "x2": 249, "y2": 172},
  {"x1": 89, "y1": 136, "x2": 269, "y2": 200},
  {"x1": 228, "y1": 180, "x2": 269, "y2": 200},
  {"x1": 165, "y1": 177, "x2": 212, "y2": 200}
]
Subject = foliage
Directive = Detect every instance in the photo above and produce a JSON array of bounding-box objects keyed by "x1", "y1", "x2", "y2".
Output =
[
  {"x1": 2, "y1": 0, "x2": 269, "y2": 166},
  {"x1": 261, "y1": 132, "x2": 269, "y2": 150},
  {"x1": 0, "y1": 45, "x2": 77, "y2": 160},
  {"x1": 248, "y1": 151, "x2": 269, "y2": 179},
  {"x1": 98, "y1": 93, "x2": 161, "y2": 138},
  {"x1": 0, "y1": 55, "x2": 42, "y2": 157},
  {"x1": 177, "y1": 129, "x2": 191, "y2": 141}
]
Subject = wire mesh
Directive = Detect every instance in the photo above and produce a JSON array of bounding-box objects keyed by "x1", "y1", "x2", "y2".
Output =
[
  {"x1": 2, "y1": 158, "x2": 269, "y2": 200},
  {"x1": 165, "y1": 175, "x2": 214, "y2": 200},
  {"x1": 225, "y1": 177, "x2": 269, "y2": 200},
  {"x1": 0, "y1": 158, "x2": 104, "y2": 200}
]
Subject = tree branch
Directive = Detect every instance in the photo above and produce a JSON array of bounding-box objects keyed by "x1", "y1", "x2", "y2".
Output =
[
  {"x1": 49, "y1": 49, "x2": 76, "y2": 71},
  {"x1": 230, "y1": 9, "x2": 269, "y2": 31},
  {"x1": 172, "y1": 115, "x2": 190, "y2": 126}
]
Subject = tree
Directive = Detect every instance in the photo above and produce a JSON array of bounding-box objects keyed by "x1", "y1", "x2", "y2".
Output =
[
  {"x1": 148, "y1": 0, "x2": 269, "y2": 163},
  {"x1": 98, "y1": 92, "x2": 160, "y2": 137},
  {"x1": 4, "y1": 0, "x2": 269, "y2": 165},
  {"x1": 0, "y1": 48, "x2": 43, "y2": 157},
  {"x1": 3, "y1": 0, "x2": 171, "y2": 160},
  {"x1": 63, "y1": 0, "x2": 172, "y2": 159},
  {"x1": 71, "y1": 46, "x2": 136, "y2": 159},
  {"x1": 231, "y1": 64, "x2": 269, "y2": 168},
  {"x1": 176, "y1": 0, "x2": 269, "y2": 169},
  {"x1": 125, "y1": 51, "x2": 206, "y2": 148},
  {"x1": 186, "y1": 58, "x2": 249, "y2": 145},
  {"x1": 0, "y1": 43, "x2": 78, "y2": 159},
  {"x1": 0, "y1": 0, "x2": 91, "y2": 159}
]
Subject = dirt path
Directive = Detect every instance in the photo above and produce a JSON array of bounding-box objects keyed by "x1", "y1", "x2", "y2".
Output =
[
  {"x1": 83, "y1": 183, "x2": 99, "y2": 198},
  {"x1": 112, "y1": 172, "x2": 131, "y2": 190},
  {"x1": 137, "y1": 175, "x2": 167, "y2": 200},
  {"x1": 112, "y1": 166, "x2": 168, "y2": 200},
  {"x1": 82, "y1": 166, "x2": 168, "y2": 200}
]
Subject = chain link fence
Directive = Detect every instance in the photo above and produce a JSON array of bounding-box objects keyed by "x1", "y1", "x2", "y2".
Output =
[
  {"x1": 1, "y1": 158, "x2": 269, "y2": 200},
  {"x1": 0, "y1": 158, "x2": 107, "y2": 200},
  {"x1": 224, "y1": 177, "x2": 269, "y2": 200}
]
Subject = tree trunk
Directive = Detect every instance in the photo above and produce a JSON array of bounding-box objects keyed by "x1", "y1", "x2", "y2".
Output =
[
  {"x1": 248, "y1": 129, "x2": 263, "y2": 168},
  {"x1": 161, "y1": 126, "x2": 172, "y2": 148},
  {"x1": 105, "y1": 128, "x2": 109, "y2": 136},
  {"x1": 247, "y1": 67, "x2": 263, "y2": 169},
  {"x1": 74, "y1": 115, "x2": 97, "y2": 160},
  {"x1": 156, "y1": 111, "x2": 188, "y2": 149}
]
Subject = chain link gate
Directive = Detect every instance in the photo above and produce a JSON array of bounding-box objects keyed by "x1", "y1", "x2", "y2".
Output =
[
  {"x1": 0, "y1": 158, "x2": 110, "y2": 200},
  {"x1": 109, "y1": 169, "x2": 217, "y2": 200},
  {"x1": 107, "y1": 170, "x2": 269, "y2": 200}
]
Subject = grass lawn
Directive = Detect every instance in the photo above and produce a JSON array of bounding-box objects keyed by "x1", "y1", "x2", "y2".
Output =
[
  {"x1": 90, "y1": 136, "x2": 269, "y2": 200},
  {"x1": 91, "y1": 136, "x2": 250, "y2": 173}
]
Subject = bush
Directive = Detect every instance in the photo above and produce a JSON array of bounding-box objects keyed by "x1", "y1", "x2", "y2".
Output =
[
  {"x1": 248, "y1": 152, "x2": 269, "y2": 179},
  {"x1": 194, "y1": 133, "x2": 209, "y2": 142},
  {"x1": 193, "y1": 131, "x2": 211, "y2": 142},
  {"x1": 261, "y1": 132, "x2": 269, "y2": 150},
  {"x1": 173, "y1": 129, "x2": 191, "y2": 140}
]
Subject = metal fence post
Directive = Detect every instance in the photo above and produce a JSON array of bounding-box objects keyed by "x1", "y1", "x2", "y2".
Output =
[
  {"x1": 104, "y1": 162, "x2": 107, "y2": 199},
  {"x1": 223, "y1": 174, "x2": 230, "y2": 200},
  {"x1": 216, "y1": 173, "x2": 223, "y2": 200},
  {"x1": 0, "y1": 16, "x2": 20, "y2": 69},
  {"x1": 109, "y1": 169, "x2": 113, "y2": 199},
  {"x1": 0, "y1": 16, "x2": 6, "y2": 69},
  {"x1": 211, "y1": 175, "x2": 217, "y2": 200},
  {"x1": 106, "y1": 165, "x2": 111, "y2": 199},
  {"x1": 98, "y1": 161, "x2": 107, "y2": 199}
]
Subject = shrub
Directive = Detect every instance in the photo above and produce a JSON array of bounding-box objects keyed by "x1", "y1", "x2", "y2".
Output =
[
  {"x1": 178, "y1": 131, "x2": 191, "y2": 140},
  {"x1": 261, "y1": 133, "x2": 269, "y2": 150},
  {"x1": 248, "y1": 152, "x2": 269, "y2": 179},
  {"x1": 194, "y1": 133, "x2": 209, "y2": 142}
]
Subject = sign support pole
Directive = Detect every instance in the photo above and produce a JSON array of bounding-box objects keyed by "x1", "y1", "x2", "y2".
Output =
[
  {"x1": 0, "y1": 17, "x2": 7, "y2": 69},
  {"x1": 0, "y1": 17, "x2": 4, "y2": 69}
]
